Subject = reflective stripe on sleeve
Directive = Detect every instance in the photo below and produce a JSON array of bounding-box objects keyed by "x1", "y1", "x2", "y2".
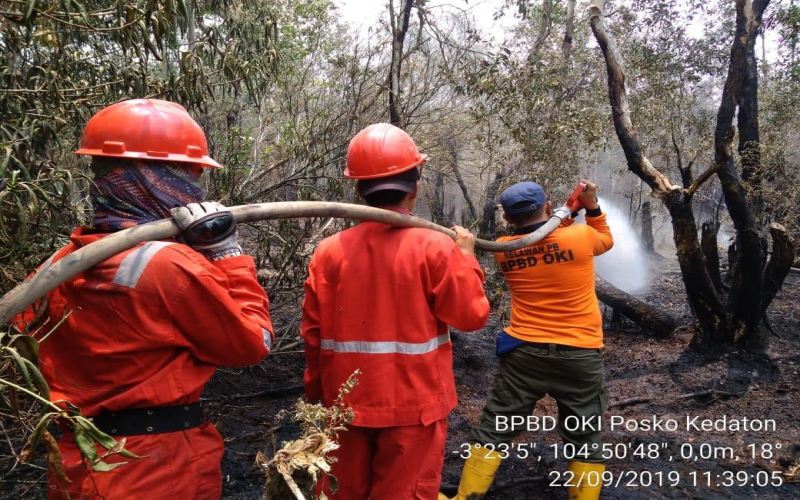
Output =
[
  {"x1": 262, "y1": 328, "x2": 273, "y2": 351},
  {"x1": 319, "y1": 334, "x2": 450, "y2": 355},
  {"x1": 113, "y1": 241, "x2": 175, "y2": 288}
]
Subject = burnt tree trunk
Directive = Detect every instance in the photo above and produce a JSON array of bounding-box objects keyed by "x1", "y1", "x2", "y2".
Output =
[
  {"x1": 760, "y1": 223, "x2": 795, "y2": 316},
  {"x1": 640, "y1": 201, "x2": 655, "y2": 254},
  {"x1": 448, "y1": 138, "x2": 478, "y2": 221},
  {"x1": 589, "y1": 1, "x2": 728, "y2": 340},
  {"x1": 701, "y1": 221, "x2": 724, "y2": 291},
  {"x1": 595, "y1": 278, "x2": 678, "y2": 337},
  {"x1": 388, "y1": 0, "x2": 414, "y2": 127},
  {"x1": 481, "y1": 170, "x2": 506, "y2": 239},
  {"x1": 710, "y1": 0, "x2": 780, "y2": 343}
]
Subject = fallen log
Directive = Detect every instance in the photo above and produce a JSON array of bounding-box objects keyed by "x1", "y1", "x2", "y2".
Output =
[
  {"x1": 0, "y1": 201, "x2": 570, "y2": 325},
  {"x1": 595, "y1": 277, "x2": 679, "y2": 337}
]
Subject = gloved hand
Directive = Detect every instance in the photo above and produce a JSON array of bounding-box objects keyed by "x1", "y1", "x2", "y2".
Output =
[{"x1": 171, "y1": 202, "x2": 242, "y2": 261}]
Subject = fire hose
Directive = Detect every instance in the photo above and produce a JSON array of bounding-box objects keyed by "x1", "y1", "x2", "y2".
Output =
[{"x1": 0, "y1": 185, "x2": 587, "y2": 325}]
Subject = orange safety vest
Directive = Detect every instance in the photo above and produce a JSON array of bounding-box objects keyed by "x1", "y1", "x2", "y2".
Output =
[
  {"x1": 301, "y1": 208, "x2": 490, "y2": 427},
  {"x1": 14, "y1": 227, "x2": 273, "y2": 499},
  {"x1": 494, "y1": 214, "x2": 613, "y2": 348}
]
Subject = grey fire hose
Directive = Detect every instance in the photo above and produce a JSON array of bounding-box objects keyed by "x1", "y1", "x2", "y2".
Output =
[{"x1": 0, "y1": 201, "x2": 571, "y2": 325}]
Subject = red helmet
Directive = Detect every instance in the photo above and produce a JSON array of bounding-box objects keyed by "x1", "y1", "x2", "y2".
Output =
[
  {"x1": 345, "y1": 123, "x2": 427, "y2": 179},
  {"x1": 75, "y1": 99, "x2": 221, "y2": 168}
]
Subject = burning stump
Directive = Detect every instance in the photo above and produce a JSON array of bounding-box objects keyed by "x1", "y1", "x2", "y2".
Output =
[{"x1": 257, "y1": 370, "x2": 360, "y2": 500}]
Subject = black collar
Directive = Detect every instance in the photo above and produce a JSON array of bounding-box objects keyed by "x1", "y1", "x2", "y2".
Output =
[{"x1": 512, "y1": 221, "x2": 548, "y2": 235}]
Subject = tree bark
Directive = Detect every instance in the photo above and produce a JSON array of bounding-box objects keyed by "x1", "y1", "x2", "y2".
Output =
[
  {"x1": 481, "y1": 170, "x2": 506, "y2": 239},
  {"x1": 448, "y1": 138, "x2": 478, "y2": 221},
  {"x1": 738, "y1": 1, "x2": 765, "y2": 220},
  {"x1": 640, "y1": 201, "x2": 655, "y2": 254},
  {"x1": 588, "y1": 0, "x2": 677, "y2": 195},
  {"x1": 701, "y1": 221, "x2": 723, "y2": 291},
  {"x1": 713, "y1": 0, "x2": 771, "y2": 341},
  {"x1": 760, "y1": 223, "x2": 794, "y2": 316},
  {"x1": 665, "y1": 193, "x2": 728, "y2": 337},
  {"x1": 530, "y1": 0, "x2": 553, "y2": 58},
  {"x1": 595, "y1": 278, "x2": 678, "y2": 337},
  {"x1": 388, "y1": 0, "x2": 415, "y2": 127},
  {"x1": 562, "y1": 0, "x2": 576, "y2": 62}
]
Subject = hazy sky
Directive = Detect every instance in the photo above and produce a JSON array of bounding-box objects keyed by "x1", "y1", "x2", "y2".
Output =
[
  {"x1": 332, "y1": 0, "x2": 780, "y2": 61},
  {"x1": 332, "y1": 0, "x2": 514, "y2": 42}
]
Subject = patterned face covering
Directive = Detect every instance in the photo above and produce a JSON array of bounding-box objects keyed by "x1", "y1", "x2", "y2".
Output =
[{"x1": 90, "y1": 161, "x2": 205, "y2": 231}]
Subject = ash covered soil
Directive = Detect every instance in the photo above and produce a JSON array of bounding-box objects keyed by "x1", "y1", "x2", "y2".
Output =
[
  {"x1": 202, "y1": 261, "x2": 800, "y2": 499},
  {"x1": 4, "y1": 263, "x2": 799, "y2": 499}
]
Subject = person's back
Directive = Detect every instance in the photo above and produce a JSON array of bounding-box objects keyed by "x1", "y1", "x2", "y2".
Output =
[
  {"x1": 38, "y1": 230, "x2": 271, "y2": 416},
  {"x1": 494, "y1": 213, "x2": 612, "y2": 348},
  {"x1": 305, "y1": 219, "x2": 488, "y2": 425}
]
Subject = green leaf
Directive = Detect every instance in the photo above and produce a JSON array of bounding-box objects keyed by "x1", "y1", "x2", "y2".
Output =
[
  {"x1": 73, "y1": 425, "x2": 98, "y2": 464},
  {"x1": 92, "y1": 460, "x2": 127, "y2": 472},
  {"x1": 24, "y1": 0, "x2": 36, "y2": 21},
  {"x1": 10, "y1": 333, "x2": 39, "y2": 361},
  {"x1": 74, "y1": 416, "x2": 115, "y2": 450},
  {"x1": 4, "y1": 346, "x2": 35, "y2": 393}
]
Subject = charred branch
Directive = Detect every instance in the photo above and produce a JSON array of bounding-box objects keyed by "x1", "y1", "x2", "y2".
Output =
[
  {"x1": 588, "y1": 0, "x2": 677, "y2": 195},
  {"x1": 738, "y1": 3, "x2": 767, "y2": 219},
  {"x1": 761, "y1": 223, "x2": 795, "y2": 317},
  {"x1": 671, "y1": 125, "x2": 693, "y2": 189},
  {"x1": 595, "y1": 278, "x2": 679, "y2": 337}
]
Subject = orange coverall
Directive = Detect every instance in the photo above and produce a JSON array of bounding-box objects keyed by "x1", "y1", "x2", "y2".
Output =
[
  {"x1": 15, "y1": 228, "x2": 273, "y2": 499},
  {"x1": 302, "y1": 207, "x2": 490, "y2": 499}
]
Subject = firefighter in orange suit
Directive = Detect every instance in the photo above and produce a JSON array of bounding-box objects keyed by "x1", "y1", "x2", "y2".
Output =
[
  {"x1": 302, "y1": 123, "x2": 490, "y2": 499},
  {"x1": 13, "y1": 99, "x2": 274, "y2": 499}
]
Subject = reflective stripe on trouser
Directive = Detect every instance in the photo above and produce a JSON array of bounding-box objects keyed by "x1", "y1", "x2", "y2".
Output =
[
  {"x1": 470, "y1": 344, "x2": 606, "y2": 461},
  {"x1": 320, "y1": 420, "x2": 448, "y2": 500},
  {"x1": 319, "y1": 334, "x2": 450, "y2": 355}
]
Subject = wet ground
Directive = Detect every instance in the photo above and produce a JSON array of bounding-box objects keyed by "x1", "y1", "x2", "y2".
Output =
[{"x1": 3, "y1": 264, "x2": 799, "y2": 498}]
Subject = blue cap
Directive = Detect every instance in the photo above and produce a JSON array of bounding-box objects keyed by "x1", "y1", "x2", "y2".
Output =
[{"x1": 499, "y1": 182, "x2": 546, "y2": 215}]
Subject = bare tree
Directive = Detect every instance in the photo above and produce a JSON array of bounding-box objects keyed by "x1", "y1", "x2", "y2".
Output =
[{"x1": 589, "y1": 0, "x2": 794, "y2": 348}]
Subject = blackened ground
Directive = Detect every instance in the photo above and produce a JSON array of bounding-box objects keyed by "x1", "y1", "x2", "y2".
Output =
[
  {"x1": 3, "y1": 264, "x2": 800, "y2": 499},
  {"x1": 439, "y1": 267, "x2": 800, "y2": 500}
]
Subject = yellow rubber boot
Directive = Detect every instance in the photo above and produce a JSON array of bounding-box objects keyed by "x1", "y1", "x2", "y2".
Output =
[
  {"x1": 567, "y1": 461, "x2": 605, "y2": 500},
  {"x1": 444, "y1": 444, "x2": 503, "y2": 500}
]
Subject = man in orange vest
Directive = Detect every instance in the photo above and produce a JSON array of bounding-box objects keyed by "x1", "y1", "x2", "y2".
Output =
[
  {"x1": 302, "y1": 123, "x2": 490, "y2": 499},
  {"x1": 447, "y1": 180, "x2": 613, "y2": 500},
  {"x1": 14, "y1": 99, "x2": 274, "y2": 499}
]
